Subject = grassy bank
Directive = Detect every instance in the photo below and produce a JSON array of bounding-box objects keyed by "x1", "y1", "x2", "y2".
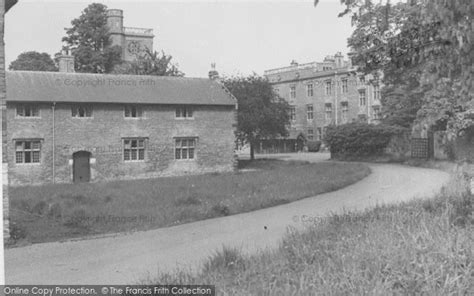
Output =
[
  {"x1": 151, "y1": 168, "x2": 474, "y2": 295},
  {"x1": 8, "y1": 159, "x2": 370, "y2": 246}
]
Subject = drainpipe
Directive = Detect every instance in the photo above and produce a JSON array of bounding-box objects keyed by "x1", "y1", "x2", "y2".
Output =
[{"x1": 52, "y1": 102, "x2": 56, "y2": 183}]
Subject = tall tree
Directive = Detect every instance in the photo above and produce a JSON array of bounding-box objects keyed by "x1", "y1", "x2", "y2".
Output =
[
  {"x1": 316, "y1": 0, "x2": 473, "y2": 136},
  {"x1": 9, "y1": 51, "x2": 57, "y2": 71},
  {"x1": 112, "y1": 49, "x2": 184, "y2": 76},
  {"x1": 61, "y1": 3, "x2": 122, "y2": 73},
  {"x1": 222, "y1": 75, "x2": 290, "y2": 160}
]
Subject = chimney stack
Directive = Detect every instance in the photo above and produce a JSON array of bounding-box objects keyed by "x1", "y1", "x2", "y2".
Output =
[
  {"x1": 208, "y1": 63, "x2": 219, "y2": 80},
  {"x1": 58, "y1": 49, "x2": 75, "y2": 73}
]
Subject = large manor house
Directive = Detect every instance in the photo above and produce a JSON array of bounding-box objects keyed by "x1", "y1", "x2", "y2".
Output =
[{"x1": 264, "y1": 53, "x2": 381, "y2": 142}]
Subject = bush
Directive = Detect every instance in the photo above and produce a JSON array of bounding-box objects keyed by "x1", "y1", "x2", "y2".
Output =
[
  {"x1": 324, "y1": 123, "x2": 407, "y2": 159},
  {"x1": 306, "y1": 140, "x2": 322, "y2": 152}
]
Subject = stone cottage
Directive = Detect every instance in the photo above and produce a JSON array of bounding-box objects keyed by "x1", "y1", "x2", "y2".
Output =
[{"x1": 5, "y1": 70, "x2": 237, "y2": 186}]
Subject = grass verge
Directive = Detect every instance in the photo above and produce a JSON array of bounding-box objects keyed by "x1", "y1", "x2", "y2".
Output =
[
  {"x1": 151, "y1": 167, "x2": 474, "y2": 295},
  {"x1": 8, "y1": 159, "x2": 370, "y2": 246}
]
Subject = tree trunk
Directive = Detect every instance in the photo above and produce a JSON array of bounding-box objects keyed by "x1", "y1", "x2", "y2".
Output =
[{"x1": 250, "y1": 142, "x2": 255, "y2": 161}]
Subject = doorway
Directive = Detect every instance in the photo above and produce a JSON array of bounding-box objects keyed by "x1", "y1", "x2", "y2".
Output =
[{"x1": 73, "y1": 151, "x2": 91, "y2": 183}]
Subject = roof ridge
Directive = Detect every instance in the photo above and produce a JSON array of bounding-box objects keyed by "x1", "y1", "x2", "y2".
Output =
[{"x1": 6, "y1": 70, "x2": 211, "y2": 81}]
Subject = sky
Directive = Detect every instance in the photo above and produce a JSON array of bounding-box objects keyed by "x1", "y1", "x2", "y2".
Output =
[{"x1": 4, "y1": 0, "x2": 355, "y2": 78}]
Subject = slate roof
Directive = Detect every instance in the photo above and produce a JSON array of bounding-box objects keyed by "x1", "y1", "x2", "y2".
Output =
[{"x1": 6, "y1": 71, "x2": 236, "y2": 106}]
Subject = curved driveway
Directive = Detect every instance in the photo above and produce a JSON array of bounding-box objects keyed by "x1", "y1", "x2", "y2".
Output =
[{"x1": 5, "y1": 153, "x2": 449, "y2": 284}]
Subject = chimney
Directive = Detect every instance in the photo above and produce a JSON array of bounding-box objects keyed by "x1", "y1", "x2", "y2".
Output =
[
  {"x1": 334, "y1": 52, "x2": 344, "y2": 69},
  {"x1": 290, "y1": 60, "x2": 298, "y2": 67},
  {"x1": 58, "y1": 49, "x2": 75, "y2": 73},
  {"x1": 208, "y1": 63, "x2": 219, "y2": 80}
]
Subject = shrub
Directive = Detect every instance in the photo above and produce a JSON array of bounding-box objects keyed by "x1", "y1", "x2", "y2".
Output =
[
  {"x1": 306, "y1": 140, "x2": 322, "y2": 152},
  {"x1": 324, "y1": 123, "x2": 407, "y2": 159}
]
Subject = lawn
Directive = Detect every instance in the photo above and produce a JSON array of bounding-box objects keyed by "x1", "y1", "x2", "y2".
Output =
[
  {"x1": 8, "y1": 159, "x2": 370, "y2": 246},
  {"x1": 151, "y1": 166, "x2": 474, "y2": 295}
]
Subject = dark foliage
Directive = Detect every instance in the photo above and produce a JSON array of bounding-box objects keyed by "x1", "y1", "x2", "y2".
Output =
[{"x1": 324, "y1": 123, "x2": 406, "y2": 159}]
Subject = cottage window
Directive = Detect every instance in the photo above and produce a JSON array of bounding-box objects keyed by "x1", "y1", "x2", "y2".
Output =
[
  {"x1": 175, "y1": 138, "x2": 196, "y2": 160},
  {"x1": 124, "y1": 105, "x2": 143, "y2": 118},
  {"x1": 16, "y1": 105, "x2": 39, "y2": 117},
  {"x1": 307, "y1": 84, "x2": 313, "y2": 97},
  {"x1": 123, "y1": 138, "x2": 146, "y2": 161},
  {"x1": 289, "y1": 85, "x2": 296, "y2": 99},
  {"x1": 359, "y1": 90, "x2": 367, "y2": 106},
  {"x1": 176, "y1": 107, "x2": 193, "y2": 119},
  {"x1": 290, "y1": 106, "x2": 296, "y2": 121},
  {"x1": 306, "y1": 104, "x2": 313, "y2": 120},
  {"x1": 307, "y1": 129, "x2": 314, "y2": 141},
  {"x1": 317, "y1": 127, "x2": 322, "y2": 141},
  {"x1": 72, "y1": 105, "x2": 92, "y2": 117},
  {"x1": 15, "y1": 140, "x2": 41, "y2": 164}
]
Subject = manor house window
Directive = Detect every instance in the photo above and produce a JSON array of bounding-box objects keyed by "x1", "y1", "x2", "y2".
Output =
[
  {"x1": 175, "y1": 138, "x2": 196, "y2": 160},
  {"x1": 290, "y1": 106, "x2": 296, "y2": 121},
  {"x1": 16, "y1": 104, "x2": 39, "y2": 117},
  {"x1": 373, "y1": 106, "x2": 381, "y2": 120},
  {"x1": 307, "y1": 129, "x2": 314, "y2": 141},
  {"x1": 341, "y1": 102, "x2": 349, "y2": 123},
  {"x1": 341, "y1": 79, "x2": 348, "y2": 94},
  {"x1": 290, "y1": 85, "x2": 296, "y2": 99},
  {"x1": 72, "y1": 105, "x2": 92, "y2": 118},
  {"x1": 325, "y1": 103, "x2": 332, "y2": 121},
  {"x1": 325, "y1": 81, "x2": 332, "y2": 95},
  {"x1": 374, "y1": 85, "x2": 380, "y2": 101},
  {"x1": 15, "y1": 140, "x2": 41, "y2": 164},
  {"x1": 307, "y1": 83, "x2": 314, "y2": 97},
  {"x1": 176, "y1": 106, "x2": 193, "y2": 119},
  {"x1": 306, "y1": 104, "x2": 314, "y2": 121},
  {"x1": 359, "y1": 90, "x2": 367, "y2": 106},
  {"x1": 124, "y1": 105, "x2": 143, "y2": 118},
  {"x1": 123, "y1": 138, "x2": 146, "y2": 161}
]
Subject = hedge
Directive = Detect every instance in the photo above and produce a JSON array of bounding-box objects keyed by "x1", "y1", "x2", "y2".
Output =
[
  {"x1": 307, "y1": 140, "x2": 322, "y2": 152},
  {"x1": 324, "y1": 123, "x2": 407, "y2": 159}
]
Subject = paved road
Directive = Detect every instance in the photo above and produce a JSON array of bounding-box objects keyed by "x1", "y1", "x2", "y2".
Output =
[{"x1": 5, "y1": 153, "x2": 449, "y2": 284}]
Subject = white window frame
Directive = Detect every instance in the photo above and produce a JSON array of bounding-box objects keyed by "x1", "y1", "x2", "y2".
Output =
[
  {"x1": 72, "y1": 105, "x2": 93, "y2": 118},
  {"x1": 16, "y1": 104, "x2": 40, "y2": 118},
  {"x1": 124, "y1": 105, "x2": 144, "y2": 118},
  {"x1": 15, "y1": 140, "x2": 41, "y2": 164},
  {"x1": 123, "y1": 138, "x2": 146, "y2": 162},
  {"x1": 176, "y1": 106, "x2": 194, "y2": 119},
  {"x1": 175, "y1": 138, "x2": 197, "y2": 160}
]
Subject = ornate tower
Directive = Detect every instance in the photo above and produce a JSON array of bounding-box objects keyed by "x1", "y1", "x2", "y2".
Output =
[{"x1": 106, "y1": 9, "x2": 125, "y2": 54}]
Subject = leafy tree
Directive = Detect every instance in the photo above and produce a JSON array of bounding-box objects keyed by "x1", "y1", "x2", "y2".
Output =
[
  {"x1": 9, "y1": 51, "x2": 58, "y2": 72},
  {"x1": 316, "y1": 0, "x2": 473, "y2": 137},
  {"x1": 61, "y1": 3, "x2": 122, "y2": 73},
  {"x1": 112, "y1": 49, "x2": 184, "y2": 76},
  {"x1": 222, "y1": 75, "x2": 290, "y2": 160}
]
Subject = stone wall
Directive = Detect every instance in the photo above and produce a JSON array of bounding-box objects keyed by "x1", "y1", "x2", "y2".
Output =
[{"x1": 7, "y1": 102, "x2": 236, "y2": 186}]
